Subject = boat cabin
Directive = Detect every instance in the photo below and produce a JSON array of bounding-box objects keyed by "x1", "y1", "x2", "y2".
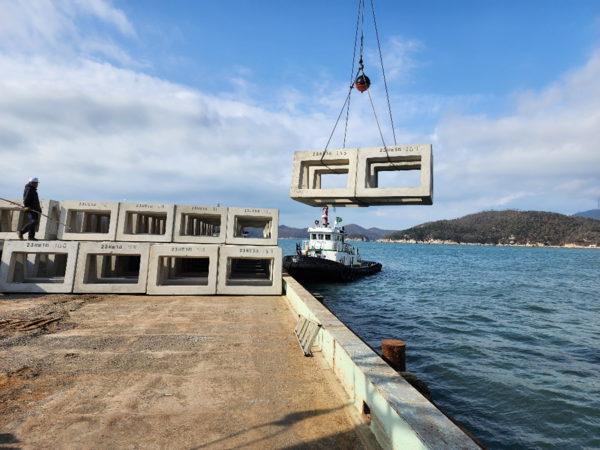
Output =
[{"x1": 300, "y1": 226, "x2": 361, "y2": 267}]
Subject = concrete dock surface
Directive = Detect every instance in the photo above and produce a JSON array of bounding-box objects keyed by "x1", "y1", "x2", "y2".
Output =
[{"x1": 0, "y1": 293, "x2": 378, "y2": 450}]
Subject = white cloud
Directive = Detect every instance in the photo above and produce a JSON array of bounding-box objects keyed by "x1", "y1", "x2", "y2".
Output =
[
  {"x1": 365, "y1": 36, "x2": 425, "y2": 83},
  {"x1": 0, "y1": 0, "x2": 136, "y2": 65},
  {"x1": 0, "y1": 2, "x2": 598, "y2": 232},
  {"x1": 432, "y1": 50, "x2": 600, "y2": 218}
]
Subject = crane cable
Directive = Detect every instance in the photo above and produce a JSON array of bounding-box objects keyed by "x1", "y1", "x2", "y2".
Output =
[{"x1": 320, "y1": 0, "x2": 398, "y2": 173}]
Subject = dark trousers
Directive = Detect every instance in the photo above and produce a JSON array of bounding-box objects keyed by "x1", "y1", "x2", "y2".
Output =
[{"x1": 21, "y1": 211, "x2": 39, "y2": 238}]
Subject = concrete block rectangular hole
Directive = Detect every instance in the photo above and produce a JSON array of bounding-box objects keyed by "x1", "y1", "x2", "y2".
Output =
[
  {"x1": 355, "y1": 144, "x2": 433, "y2": 206},
  {"x1": 226, "y1": 207, "x2": 279, "y2": 246},
  {"x1": 116, "y1": 203, "x2": 175, "y2": 243},
  {"x1": 147, "y1": 244, "x2": 219, "y2": 295},
  {"x1": 217, "y1": 246, "x2": 282, "y2": 295},
  {"x1": 173, "y1": 205, "x2": 227, "y2": 244},
  {"x1": 0, "y1": 241, "x2": 79, "y2": 293},
  {"x1": 74, "y1": 242, "x2": 150, "y2": 294},
  {"x1": 58, "y1": 201, "x2": 119, "y2": 241},
  {"x1": 290, "y1": 149, "x2": 359, "y2": 207}
]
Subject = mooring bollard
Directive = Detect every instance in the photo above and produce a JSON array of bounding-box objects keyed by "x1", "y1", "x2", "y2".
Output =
[{"x1": 382, "y1": 339, "x2": 406, "y2": 372}]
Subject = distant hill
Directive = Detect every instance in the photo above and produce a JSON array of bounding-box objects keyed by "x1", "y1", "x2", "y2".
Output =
[
  {"x1": 343, "y1": 224, "x2": 396, "y2": 241},
  {"x1": 278, "y1": 224, "x2": 396, "y2": 241},
  {"x1": 278, "y1": 225, "x2": 309, "y2": 239},
  {"x1": 382, "y1": 210, "x2": 600, "y2": 247},
  {"x1": 573, "y1": 209, "x2": 600, "y2": 220}
]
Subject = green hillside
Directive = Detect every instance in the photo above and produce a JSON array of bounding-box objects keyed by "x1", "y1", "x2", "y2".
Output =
[{"x1": 383, "y1": 210, "x2": 600, "y2": 247}]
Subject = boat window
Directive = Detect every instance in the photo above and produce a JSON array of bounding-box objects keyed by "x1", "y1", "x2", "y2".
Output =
[
  {"x1": 311, "y1": 234, "x2": 317, "y2": 239},
  {"x1": 318, "y1": 234, "x2": 324, "y2": 240},
  {"x1": 325, "y1": 235, "x2": 331, "y2": 240}
]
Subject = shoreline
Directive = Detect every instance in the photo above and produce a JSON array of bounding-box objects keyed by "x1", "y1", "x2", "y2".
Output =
[{"x1": 375, "y1": 239, "x2": 599, "y2": 249}]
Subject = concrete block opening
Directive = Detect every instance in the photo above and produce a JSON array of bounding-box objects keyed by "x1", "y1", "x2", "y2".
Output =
[
  {"x1": 123, "y1": 212, "x2": 168, "y2": 235},
  {"x1": 0, "y1": 209, "x2": 27, "y2": 233},
  {"x1": 179, "y1": 214, "x2": 221, "y2": 237},
  {"x1": 233, "y1": 217, "x2": 273, "y2": 240},
  {"x1": 225, "y1": 258, "x2": 274, "y2": 286},
  {"x1": 157, "y1": 257, "x2": 210, "y2": 286},
  {"x1": 319, "y1": 172, "x2": 350, "y2": 189},
  {"x1": 81, "y1": 254, "x2": 141, "y2": 285},
  {"x1": 374, "y1": 164, "x2": 422, "y2": 188},
  {"x1": 226, "y1": 208, "x2": 279, "y2": 246},
  {"x1": 66, "y1": 211, "x2": 111, "y2": 234},
  {"x1": 5, "y1": 252, "x2": 69, "y2": 284}
]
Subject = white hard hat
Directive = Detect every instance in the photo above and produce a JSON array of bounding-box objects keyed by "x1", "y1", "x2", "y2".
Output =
[{"x1": 29, "y1": 177, "x2": 39, "y2": 183}]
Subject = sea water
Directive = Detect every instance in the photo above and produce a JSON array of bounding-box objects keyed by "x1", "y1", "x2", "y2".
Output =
[{"x1": 279, "y1": 240, "x2": 600, "y2": 450}]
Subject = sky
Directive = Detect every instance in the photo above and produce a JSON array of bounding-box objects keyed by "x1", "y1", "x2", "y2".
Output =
[{"x1": 1, "y1": 0, "x2": 599, "y2": 230}]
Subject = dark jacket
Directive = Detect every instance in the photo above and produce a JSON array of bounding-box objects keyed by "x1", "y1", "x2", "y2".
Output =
[{"x1": 23, "y1": 183, "x2": 41, "y2": 212}]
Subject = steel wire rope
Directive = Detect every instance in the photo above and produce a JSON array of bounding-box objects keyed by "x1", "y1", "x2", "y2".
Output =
[
  {"x1": 342, "y1": 0, "x2": 364, "y2": 150},
  {"x1": 367, "y1": 89, "x2": 387, "y2": 149},
  {"x1": 370, "y1": 0, "x2": 397, "y2": 147}
]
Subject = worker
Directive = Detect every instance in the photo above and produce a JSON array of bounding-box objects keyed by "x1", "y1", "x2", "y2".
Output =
[{"x1": 17, "y1": 177, "x2": 41, "y2": 241}]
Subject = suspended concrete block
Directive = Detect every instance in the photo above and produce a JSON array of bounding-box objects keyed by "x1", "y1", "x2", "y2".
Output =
[
  {"x1": 217, "y1": 245, "x2": 282, "y2": 296},
  {"x1": 0, "y1": 241, "x2": 79, "y2": 293},
  {"x1": 58, "y1": 201, "x2": 119, "y2": 241},
  {"x1": 290, "y1": 149, "x2": 360, "y2": 207},
  {"x1": 225, "y1": 207, "x2": 279, "y2": 246},
  {"x1": 116, "y1": 203, "x2": 175, "y2": 243},
  {"x1": 0, "y1": 199, "x2": 61, "y2": 241},
  {"x1": 73, "y1": 242, "x2": 150, "y2": 294},
  {"x1": 146, "y1": 244, "x2": 219, "y2": 295},
  {"x1": 173, "y1": 205, "x2": 227, "y2": 244},
  {"x1": 355, "y1": 144, "x2": 433, "y2": 206},
  {"x1": 290, "y1": 145, "x2": 434, "y2": 207}
]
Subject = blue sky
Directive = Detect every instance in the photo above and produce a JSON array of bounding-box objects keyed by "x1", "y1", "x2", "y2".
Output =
[{"x1": 1, "y1": 0, "x2": 599, "y2": 230}]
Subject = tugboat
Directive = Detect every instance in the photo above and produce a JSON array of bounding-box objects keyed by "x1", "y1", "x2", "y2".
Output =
[{"x1": 283, "y1": 207, "x2": 382, "y2": 283}]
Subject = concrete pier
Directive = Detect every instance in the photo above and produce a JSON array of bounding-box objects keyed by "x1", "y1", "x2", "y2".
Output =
[{"x1": 0, "y1": 293, "x2": 374, "y2": 449}]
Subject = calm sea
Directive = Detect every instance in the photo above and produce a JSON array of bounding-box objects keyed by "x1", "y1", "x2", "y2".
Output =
[{"x1": 279, "y1": 240, "x2": 600, "y2": 450}]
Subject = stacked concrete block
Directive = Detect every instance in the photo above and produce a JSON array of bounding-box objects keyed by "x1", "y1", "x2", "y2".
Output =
[
  {"x1": 116, "y1": 203, "x2": 175, "y2": 243},
  {"x1": 0, "y1": 241, "x2": 79, "y2": 293},
  {"x1": 217, "y1": 245, "x2": 282, "y2": 295},
  {"x1": 147, "y1": 244, "x2": 219, "y2": 295},
  {"x1": 355, "y1": 144, "x2": 433, "y2": 205},
  {"x1": 173, "y1": 205, "x2": 227, "y2": 244},
  {"x1": 290, "y1": 145, "x2": 434, "y2": 207},
  {"x1": 0, "y1": 197, "x2": 283, "y2": 296},
  {"x1": 225, "y1": 207, "x2": 279, "y2": 246},
  {"x1": 0, "y1": 199, "x2": 61, "y2": 241},
  {"x1": 290, "y1": 149, "x2": 360, "y2": 207},
  {"x1": 58, "y1": 201, "x2": 119, "y2": 241},
  {"x1": 74, "y1": 242, "x2": 150, "y2": 294}
]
